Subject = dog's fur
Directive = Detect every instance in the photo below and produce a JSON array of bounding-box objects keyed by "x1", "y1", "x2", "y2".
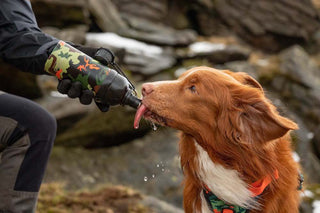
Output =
[{"x1": 140, "y1": 66, "x2": 300, "y2": 213}]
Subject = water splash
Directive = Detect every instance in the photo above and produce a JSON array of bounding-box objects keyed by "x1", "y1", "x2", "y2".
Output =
[
  {"x1": 152, "y1": 174, "x2": 156, "y2": 178},
  {"x1": 144, "y1": 176, "x2": 148, "y2": 182}
]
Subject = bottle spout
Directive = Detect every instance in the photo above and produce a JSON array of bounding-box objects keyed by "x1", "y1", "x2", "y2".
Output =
[{"x1": 122, "y1": 91, "x2": 142, "y2": 109}]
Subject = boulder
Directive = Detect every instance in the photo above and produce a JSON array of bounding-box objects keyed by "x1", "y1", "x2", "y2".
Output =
[
  {"x1": 41, "y1": 25, "x2": 88, "y2": 44},
  {"x1": 276, "y1": 46, "x2": 320, "y2": 130},
  {"x1": 214, "y1": 0, "x2": 320, "y2": 51},
  {"x1": 44, "y1": 129, "x2": 184, "y2": 207},
  {"x1": 85, "y1": 32, "x2": 176, "y2": 75},
  {"x1": 279, "y1": 45, "x2": 320, "y2": 89},
  {"x1": 55, "y1": 106, "x2": 151, "y2": 148},
  {"x1": 110, "y1": 0, "x2": 197, "y2": 46},
  {"x1": 120, "y1": 17, "x2": 197, "y2": 46},
  {"x1": 88, "y1": 0, "x2": 128, "y2": 33},
  {"x1": 31, "y1": 0, "x2": 89, "y2": 28},
  {"x1": 182, "y1": 41, "x2": 252, "y2": 64},
  {"x1": 222, "y1": 61, "x2": 258, "y2": 79},
  {"x1": 112, "y1": 0, "x2": 168, "y2": 23},
  {"x1": 0, "y1": 60, "x2": 42, "y2": 99}
]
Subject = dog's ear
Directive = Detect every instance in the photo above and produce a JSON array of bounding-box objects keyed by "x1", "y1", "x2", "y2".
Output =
[
  {"x1": 223, "y1": 70, "x2": 264, "y2": 93},
  {"x1": 233, "y1": 87, "x2": 298, "y2": 143}
]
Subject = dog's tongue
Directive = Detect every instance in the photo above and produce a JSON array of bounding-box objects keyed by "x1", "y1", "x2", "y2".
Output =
[{"x1": 134, "y1": 104, "x2": 147, "y2": 129}]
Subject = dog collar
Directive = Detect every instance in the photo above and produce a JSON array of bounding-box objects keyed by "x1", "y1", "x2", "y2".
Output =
[{"x1": 203, "y1": 170, "x2": 279, "y2": 213}]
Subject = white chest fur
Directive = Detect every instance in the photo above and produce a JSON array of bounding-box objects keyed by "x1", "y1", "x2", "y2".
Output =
[{"x1": 194, "y1": 141, "x2": 257, "y2": 210}]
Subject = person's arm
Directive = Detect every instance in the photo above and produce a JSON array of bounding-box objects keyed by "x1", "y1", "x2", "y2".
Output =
[{"x1": 0, "y1": 0, "x2": 58, "y2": 74}]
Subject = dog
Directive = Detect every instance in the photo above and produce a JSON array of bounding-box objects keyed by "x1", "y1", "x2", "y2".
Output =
[{"x1": 134, "y1": 66, "x2": 301, "y2": 213}]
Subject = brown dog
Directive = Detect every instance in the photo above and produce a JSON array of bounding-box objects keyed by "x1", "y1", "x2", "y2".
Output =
[{"x1": 134, "y1": 66, "x2": 301, "y2": 213}]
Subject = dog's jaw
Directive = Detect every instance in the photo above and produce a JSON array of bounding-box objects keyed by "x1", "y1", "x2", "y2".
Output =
[{"x1": 194, "y1": 141, "x2": 259, "y2": 211}]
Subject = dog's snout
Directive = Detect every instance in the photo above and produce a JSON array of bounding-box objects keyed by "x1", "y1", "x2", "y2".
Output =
[{"x1": 142, "y1": 83, "x2": 154, "y2": 96}]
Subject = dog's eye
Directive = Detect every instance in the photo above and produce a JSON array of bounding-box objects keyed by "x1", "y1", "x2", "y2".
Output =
[{"x1": 189, "y1": 85, "x2": 197, "y2": 93}]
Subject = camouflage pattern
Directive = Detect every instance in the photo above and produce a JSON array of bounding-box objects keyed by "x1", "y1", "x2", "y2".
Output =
[
  {"x1": 203, "y1": 189, "x2": 248, "y2": 213},
  {"x1": 44, "y1": 41, "x2": 114, "y2": 93}
]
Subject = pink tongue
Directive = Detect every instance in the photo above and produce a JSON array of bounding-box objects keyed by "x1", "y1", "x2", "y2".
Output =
[{"x1": 134, "y1": 104, "x2": 148, "y2": 129}]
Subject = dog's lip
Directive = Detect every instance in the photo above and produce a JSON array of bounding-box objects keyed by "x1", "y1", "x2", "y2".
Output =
[{"x1": 134, "y1": 103, "x2": 167, "y2": 129}]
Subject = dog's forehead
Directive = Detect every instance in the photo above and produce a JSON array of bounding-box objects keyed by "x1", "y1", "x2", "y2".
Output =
[{"x1": 180, "y1": 67, "x2": 237, "y2": 83}]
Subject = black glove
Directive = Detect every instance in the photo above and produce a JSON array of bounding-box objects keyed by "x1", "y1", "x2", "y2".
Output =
[{"x1": 57, "y1": 44, "x2": 114, "y2": 111}]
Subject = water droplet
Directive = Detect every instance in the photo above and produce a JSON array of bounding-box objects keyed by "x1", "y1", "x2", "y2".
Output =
[
  {"x1": 161, "y1": 168, "x2": 165, "y2": 172},
  {"x1": 156, "y1": 164, "x2": 160, "y2": 168},
  {"x1": 151, "y1": 122, "x2": 158, "y2": 131},
  {"x1": 152, "y1": 174, "x2": 155, "y2": 178},
  {"x1": 144, "y1": 176, "x2": 148, "y2": 182}
]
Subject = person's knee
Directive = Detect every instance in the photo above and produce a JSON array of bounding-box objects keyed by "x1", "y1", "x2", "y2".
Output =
[
  {"x1": 31, "y1": 108, "x2": 57, "y2": 146},
  {"x1": 38, "y1": 110, "x2": 57, "y2": 140}
]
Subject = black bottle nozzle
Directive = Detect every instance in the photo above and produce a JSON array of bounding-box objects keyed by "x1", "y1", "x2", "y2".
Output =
[{"x1": 122, "y1": 91, "x2": 141, "y2": 109}]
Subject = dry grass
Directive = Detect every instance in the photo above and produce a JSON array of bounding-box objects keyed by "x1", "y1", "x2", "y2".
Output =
[{"x1": 37, "y1": 183, "x2": 151, "y2": 213}]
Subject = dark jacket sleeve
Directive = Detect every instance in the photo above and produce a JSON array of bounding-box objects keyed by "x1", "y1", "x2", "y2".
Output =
[{"x1": 0, "y1": 0, "x2": 59, "y2": 74}]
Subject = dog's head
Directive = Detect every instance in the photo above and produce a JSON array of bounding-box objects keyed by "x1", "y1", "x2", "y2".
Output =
[{"x1": 135, "y1": 66, "x2": 297, "y2": 146}]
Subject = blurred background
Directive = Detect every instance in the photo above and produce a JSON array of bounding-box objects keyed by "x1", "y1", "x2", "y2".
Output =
[{"x1": 1, "y1": 0, "x2": 320, "y2": 212}]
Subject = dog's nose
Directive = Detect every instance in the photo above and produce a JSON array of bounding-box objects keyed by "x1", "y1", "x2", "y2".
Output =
[{"x1": 142, "y1": 83, "x2": 154, "y2": 96}]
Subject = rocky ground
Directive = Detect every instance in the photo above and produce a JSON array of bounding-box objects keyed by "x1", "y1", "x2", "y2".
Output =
[{"x1": 1, "y1": 0, "x2": 320, "y2": 212}]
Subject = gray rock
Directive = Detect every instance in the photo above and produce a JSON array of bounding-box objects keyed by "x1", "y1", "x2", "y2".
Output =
[
  {"x1": 186, "y1": 41, "x2": 252, "y2": 64},
  {"x1": 37, "y1": 95, "x2": 95, "y2": 121},
  {"x1": 214, "y1": 0, "x2": 320, "y2": 51},
  {"x1": 121, "y1": 16, "x2": 197, "y2": 46},
  {"x1": 42, "y1": 25, "x2": 88, "y2": 44},
  {"x1": 223, "y1": 61, "x2": 258, "y2": 79},
  {"x1": 280, "y1": 45, "x2": 320, "y2": 89},
  {"x1": 112, "y1": 0, "x2": 168, "y2": 23},
  {"x1": 85, "y1": 32, "x2": 176, "y2": 75},
  {"x1": 88, "y1": 0, "x2": 128, "y2": 33}
]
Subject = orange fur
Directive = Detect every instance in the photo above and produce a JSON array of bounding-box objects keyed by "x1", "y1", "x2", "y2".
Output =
[{"x1": 141, "y1": 66, "x2": 300, "y2": 213}]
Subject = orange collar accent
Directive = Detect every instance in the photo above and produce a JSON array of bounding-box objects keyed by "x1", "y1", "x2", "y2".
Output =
[{"x1": 249, "y1": 170, "x2": 279, "y2": 197}]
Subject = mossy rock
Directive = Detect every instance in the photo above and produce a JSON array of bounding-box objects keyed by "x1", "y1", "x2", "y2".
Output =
[
  {"x1": 56, "y1": 106, "x2": 150, "y2": 148},
  {"x1": 0, "y1": 61, "x2": 42, "y2": 99}
]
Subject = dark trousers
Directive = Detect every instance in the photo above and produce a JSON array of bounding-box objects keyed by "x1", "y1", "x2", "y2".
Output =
[{"x1": 0, "y1": 92, "x2": 56, "y2": 212}]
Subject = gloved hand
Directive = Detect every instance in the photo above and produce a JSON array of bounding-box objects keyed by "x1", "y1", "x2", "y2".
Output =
[
  {"x1": 56, "y1": 44, "x2": 114, "y2": 111},
  {"x1": 45, "y1": 41, "x2": 140, "y2": 112}
]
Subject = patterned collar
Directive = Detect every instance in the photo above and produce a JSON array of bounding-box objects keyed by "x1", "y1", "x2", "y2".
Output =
[{"x1": 203, "y1": 170, "x2": 279, "y2": 213}]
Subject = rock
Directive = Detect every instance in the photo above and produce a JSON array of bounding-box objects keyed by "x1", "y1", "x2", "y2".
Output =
[
  {"x1": 280, "y1": 45, "x2": 320, "y2": 89},
  {"x1": 88, "y1": 0, "x2": 128, "y2": 33},
  {"x1": 41, "y1": 25, "x2": 88, "y2": 44},
  {"x1": 85, "y1": 32, "x2": 176, "y2": 75},
  {"x1": 121, "y1": 17, "x2": 197, "y2": 46},
  {"x1": 55, "y1": 106, "x2": 151, "y2": 148},
  {"x1": 222, "y1": 61, "x2": 258, "y2": 79},
  {"x1": 36, "y1": 94, "x2": 96, "y2": 135},
  {"x1": 0, "y1": 60, "x2": 42, "y2": 99},
  {"x1": 31, "y1": 0, "x2": 89, "y2": 28},
  {"x1": 111, "y1": 0, "x2": 197, "y2": 46},
  {"x1": 183, "y1": 41, "x2": 251, "y2": 64},
  {"x1": 214, "y1": 0, "x2": 320, "y2": 51},
  {"x1": 112, "y1": 0, "x2": 168, "y2": 23},
  {"x1": 44, "y1": 129, "x2": 184, "y2": 207},
  {"x1": 142, "y1": 196, "x2": 184, "y2": 213}
]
